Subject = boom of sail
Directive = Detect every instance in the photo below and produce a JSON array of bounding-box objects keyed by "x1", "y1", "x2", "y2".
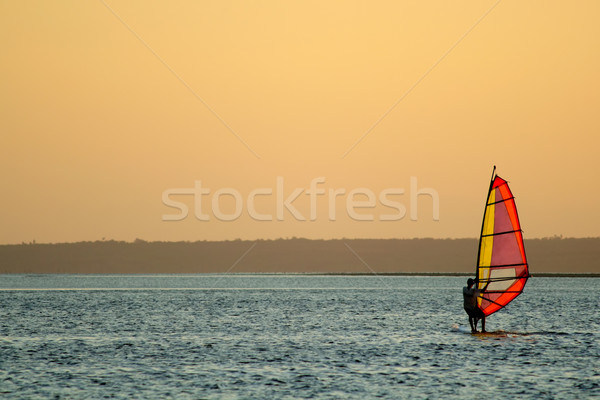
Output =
[{"x1": 476, "y1": 167, "x2": 530, "y2": 316}]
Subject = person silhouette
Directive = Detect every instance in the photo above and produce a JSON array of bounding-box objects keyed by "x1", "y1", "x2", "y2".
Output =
[{"x1": 463, "y1": 278, "x2": 488, "y2": 333}]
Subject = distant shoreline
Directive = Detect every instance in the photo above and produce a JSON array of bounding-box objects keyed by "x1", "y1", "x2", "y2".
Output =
[
  {"x1": 1, "y1": 272, "x2": 598, "y2": 278},
  {"x1": 1, "y1": 238, "x2": 598, "y2": 274}
]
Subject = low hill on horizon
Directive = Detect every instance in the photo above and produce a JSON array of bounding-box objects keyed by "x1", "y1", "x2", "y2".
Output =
[{"x1": 1, "y1": 237, "x2": 598, "y2": 274}]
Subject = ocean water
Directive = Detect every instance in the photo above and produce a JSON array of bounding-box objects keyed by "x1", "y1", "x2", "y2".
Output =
[{"x1": 0, "y1": 275, "x2": 598, "y2": 399}]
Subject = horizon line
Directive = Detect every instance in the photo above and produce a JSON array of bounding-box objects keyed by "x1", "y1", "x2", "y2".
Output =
[{"x1": 2, "y1": 234, "x2": 596, "y2": 246}]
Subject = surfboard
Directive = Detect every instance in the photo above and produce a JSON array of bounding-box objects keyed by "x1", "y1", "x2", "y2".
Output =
[{"x1": 452, "y1": 324, "x2": 510, "y2": 337}]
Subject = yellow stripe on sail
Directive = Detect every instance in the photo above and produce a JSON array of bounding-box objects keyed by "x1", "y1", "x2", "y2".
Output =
[{"x1": 478, "y1": 190, "x2": 495, "y2": 305}]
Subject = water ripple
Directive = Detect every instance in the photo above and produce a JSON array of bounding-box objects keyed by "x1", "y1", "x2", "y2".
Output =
[{"x1": 0, "y1": 276, "x2": 598, "y2": 399}]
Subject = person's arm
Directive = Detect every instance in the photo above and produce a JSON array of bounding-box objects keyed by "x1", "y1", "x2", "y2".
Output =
[{"x1": 474, "y1": 279, "x2": 491, "y2": 294}]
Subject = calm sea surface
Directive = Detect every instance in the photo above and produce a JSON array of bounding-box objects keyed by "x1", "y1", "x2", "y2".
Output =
[{"x1": 0, "y1": 275, "x2": 598, "y2": 399}]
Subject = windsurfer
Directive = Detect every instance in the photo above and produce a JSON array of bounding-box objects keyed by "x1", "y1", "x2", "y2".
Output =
[{"x1": 463, "y1": 278, "x2": 488, "y2": 333}]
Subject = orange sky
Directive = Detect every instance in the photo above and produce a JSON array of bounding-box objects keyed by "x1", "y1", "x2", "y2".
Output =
[{"x1": 1, "y1": 1, "x2": 599, "y2": 243}]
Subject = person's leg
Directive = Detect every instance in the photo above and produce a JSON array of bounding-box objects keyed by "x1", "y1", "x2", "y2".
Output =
[
  {"x1": 470, "y1": 316, "x2": 479, "y2": 333},
  {"x1": 481, "y1": 316, "x2": 486, "y2": 333}
]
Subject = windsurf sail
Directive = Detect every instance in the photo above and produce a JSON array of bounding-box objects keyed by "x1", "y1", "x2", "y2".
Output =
[{"x1": 476, "y1": 166, "x2": 529, "y2": 316}]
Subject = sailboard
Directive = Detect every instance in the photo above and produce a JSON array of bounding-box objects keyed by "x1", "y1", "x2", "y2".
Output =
[
  {"x1": 451, "y1": 324, "x2": 510, "y2": 337},
  {"x1": 475, "y1": 166, "x2": 530, "y2": 316}
]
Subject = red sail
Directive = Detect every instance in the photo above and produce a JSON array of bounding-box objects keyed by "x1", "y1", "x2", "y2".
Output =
[{"x1": 476, "y1": 174, "x2": 529, "y2": 316}]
